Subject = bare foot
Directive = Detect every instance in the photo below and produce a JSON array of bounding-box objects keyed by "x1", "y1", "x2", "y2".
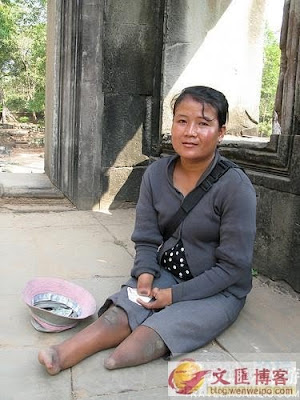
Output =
[{"x1": 38, "y1": 346, "x2": 61, "y2": 375}]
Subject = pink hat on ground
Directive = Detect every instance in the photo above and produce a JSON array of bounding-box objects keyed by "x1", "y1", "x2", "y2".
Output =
[{"x1": 22, "y1": 277, "x2": 97, "y2": 332}]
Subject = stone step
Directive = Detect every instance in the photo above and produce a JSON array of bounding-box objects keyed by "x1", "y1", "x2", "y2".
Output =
[
  {"x1": 0, "y1": 197, "x2": 76, "y2": 213},
  {"x1": 0, "y1": 172, "x2": 65, "y2": 200}
]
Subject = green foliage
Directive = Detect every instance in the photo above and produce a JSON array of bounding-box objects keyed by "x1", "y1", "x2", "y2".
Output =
[
  {"x1": 18, "y1": 115, "x2": 29, "y2": 123},
  {"x1": 5, "y1": 94, "x2": 26, "y2": 110},
  {"x1": 0, "y1": 0, "x2": 18, "y2": 77},
  {"x1": 252, "y1": 268, "x2": 258, "y2": 277},
  {"x1": 0, "y1": 0, "x2": 46, "y2": 120},
  {"x1": 259, "y1": 26, "x2": 281, "y2": 136}
]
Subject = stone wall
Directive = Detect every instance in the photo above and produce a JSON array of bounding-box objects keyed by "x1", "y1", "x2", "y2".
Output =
[
  {"x1": 219, "y1": 0, "x2": 300, "y2": 291},
  {"x1": 99, "y1": 0, "x2": 164, "y2": 209},
  {"x1": 45, "y1": 0, "x2": 267, "y2": 210},
  {"x1": 45, "y1": 0, "x2": 164, "y2": 210},
  {"x1": 44, "y1": 0, "x2": 300, "y2": 291},
  {"x1": 45, "y1": 0, "x2": 104, "y2": 209}
]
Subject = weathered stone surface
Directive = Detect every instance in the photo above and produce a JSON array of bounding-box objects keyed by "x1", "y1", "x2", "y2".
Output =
[
  {"x1": 103, "y1": 0, "x2": 162, "y2": 94},
  {"x1": 45, "y1": 0, "x2": 163, "y2": 210},
  {"x1": 0, "y1": 173, "x2": 64, "y2": 198},
  {"x1": 104, "y1": 0, "x2": 159, "y2": 26},
  {"x1": 0, "y1": 348, "x2": 72, "y2": 400},
  {"x1": 45, "y1": 0, "x2": 104, "y2": 210},
  {"x1": 217, "y1": 278, "x2": 300, "y2": 354},
  {"x1": 43, "y1": 0, "x2": 300, "y2": 290},
  {"x1": 253, "y1": 186, "x2": 300, "y2": 290},
  {"x1": 1, "y1": 208, "x2": 300, "y2": 399},
  {"x1": 99, "y1": 165, "x2": 146, "y2": 211},
  {"x1": 71, "y1": 342, "x2": 233, "y2": 399},
  {"x1": 103, "y1": 24, "x2": 160, "y2": 94},
  {"x1": 102, "y1": 95, "x2": 150, "y2": 167}
]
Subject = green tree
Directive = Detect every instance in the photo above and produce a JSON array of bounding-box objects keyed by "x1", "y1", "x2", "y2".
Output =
[
  {"x1": 0, "y1": 0, "x2": 17, "y2": 114},
  {"x1": 259, "y1": 26, "x2": 281, "y2": 136},
  {"x1": 0, "y1": 0, "x2": 46, "y2": 122},
  {"x1": 0, "y1": 0, "x2": 18, "y2": 76}
]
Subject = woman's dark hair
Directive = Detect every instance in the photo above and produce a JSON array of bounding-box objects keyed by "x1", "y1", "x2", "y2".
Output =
[{"x1": 172, "y1": 86, "x2": 229, "y2": 127}]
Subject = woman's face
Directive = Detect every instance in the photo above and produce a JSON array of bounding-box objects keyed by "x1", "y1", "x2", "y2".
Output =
[{"x1": 171, "y1": 96, "x2": 226, "y2": 164}]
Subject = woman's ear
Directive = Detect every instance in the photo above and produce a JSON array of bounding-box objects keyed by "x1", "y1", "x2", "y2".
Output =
[{"x1": 218, "y1": 125, "x2": 226, "y2": 141}]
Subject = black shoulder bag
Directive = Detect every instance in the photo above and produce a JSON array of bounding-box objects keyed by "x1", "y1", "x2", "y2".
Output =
[{"x1": 162, "y1": 158, "x2": 241, "y2": 241}]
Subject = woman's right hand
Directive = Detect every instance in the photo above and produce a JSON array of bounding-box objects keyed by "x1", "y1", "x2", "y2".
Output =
[{"x1": 137, "y1": 273, "x2": 154, "y2": 296}]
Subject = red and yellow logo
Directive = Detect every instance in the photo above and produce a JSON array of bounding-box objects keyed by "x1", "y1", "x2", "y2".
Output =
[{"x1": 168, "y1": 359, "x2": 210, "y2": 395}]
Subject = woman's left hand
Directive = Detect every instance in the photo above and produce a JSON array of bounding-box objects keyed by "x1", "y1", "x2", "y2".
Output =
[{"x1": 137, "y1": 287, "x2": 172, "y2": 309}]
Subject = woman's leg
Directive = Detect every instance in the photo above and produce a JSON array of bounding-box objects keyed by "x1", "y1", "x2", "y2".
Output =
[
  {"x1": 104, "y1": 325, "x2": 168, "y2": 370},
  {"x1": 38, "y1": 306, "x2": 131, "y2": 375}
]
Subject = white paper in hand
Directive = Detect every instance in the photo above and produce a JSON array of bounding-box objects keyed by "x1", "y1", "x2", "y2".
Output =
[{"x1": 127, "y1": 287, "x2": 152, "y2": 306}]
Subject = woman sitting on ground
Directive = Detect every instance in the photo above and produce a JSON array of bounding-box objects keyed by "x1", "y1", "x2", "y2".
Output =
[{"x1": 38, "y1": 85, "x2": 256, "y2": 374}]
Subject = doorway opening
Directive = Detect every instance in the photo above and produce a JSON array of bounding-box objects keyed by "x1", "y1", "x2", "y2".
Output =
[
  {"x1": 0, "y1": 0, "x2": 46, "y2": 173},
  {"x1": 222, "y1": 0, "x2": 284, "y2": 147},
  {"x1": 258, "y1": 0, "x2": 284, "y2": 138}
]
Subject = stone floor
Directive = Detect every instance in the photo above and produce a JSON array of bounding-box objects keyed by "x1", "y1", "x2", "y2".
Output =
[
  {"x1": 0, "y1": 148, "x2": 44, "y2": 173},
  {"x1": 0, "y1": 174, "x2": 299, "y2": 399}
]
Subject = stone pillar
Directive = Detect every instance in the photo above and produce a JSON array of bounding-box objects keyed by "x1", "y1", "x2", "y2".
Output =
[
  {"x1": 45, "y1": 0, "x2": 164, "y2": 210},
  {"x1": 45, "y1": 0, "x2": 103, "y2": 210},
  {"x1": 99, "y1": 0, "x2": 164, "y2": 210}
]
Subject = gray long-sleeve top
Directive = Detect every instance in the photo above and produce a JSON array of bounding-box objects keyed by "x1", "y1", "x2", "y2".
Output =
[{"x1": 131, "y1": 151, "x2": 257, "y2": 303}]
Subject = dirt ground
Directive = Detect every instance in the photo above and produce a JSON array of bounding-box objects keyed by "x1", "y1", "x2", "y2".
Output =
[{"x1": 0, "y1": 124, "x2": 45, "y2": 173}]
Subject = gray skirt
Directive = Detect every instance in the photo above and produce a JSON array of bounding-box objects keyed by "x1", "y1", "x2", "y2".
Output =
[{"x1": 98, "y1": 268, "x2": 246, "y2": 356}]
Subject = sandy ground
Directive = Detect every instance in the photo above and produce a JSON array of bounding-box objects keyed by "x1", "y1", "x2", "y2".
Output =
[{"x1": 0, "y1": 147, "x2": 44, "y2": 173}]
